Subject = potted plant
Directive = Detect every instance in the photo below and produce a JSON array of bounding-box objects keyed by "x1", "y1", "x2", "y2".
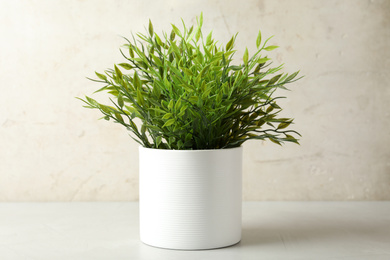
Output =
[{"x1": 78, "y1": 13, "x2": 301, "y2": 250}]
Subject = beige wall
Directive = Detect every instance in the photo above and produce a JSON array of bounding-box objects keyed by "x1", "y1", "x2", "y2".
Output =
[{"x1": 0, "y1": 0, "x2": 389, "y2": 201}]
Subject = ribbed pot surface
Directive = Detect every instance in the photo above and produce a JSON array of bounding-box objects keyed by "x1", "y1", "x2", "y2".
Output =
[{"x1": 139, "y1": 146, "x2": 242, "y2": 250}]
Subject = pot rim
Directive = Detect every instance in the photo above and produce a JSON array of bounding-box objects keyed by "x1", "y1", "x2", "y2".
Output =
[{"x1": 139, "y1": 146, "x2": 242, "y2": 153}]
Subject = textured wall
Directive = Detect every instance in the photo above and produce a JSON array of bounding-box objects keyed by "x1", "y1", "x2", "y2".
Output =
[{"x1": 0, "y1": 0, "x2": 389, "y2": 201}]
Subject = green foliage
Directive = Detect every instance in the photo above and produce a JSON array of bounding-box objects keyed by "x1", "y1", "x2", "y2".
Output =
[{"x1": 78, "y1": 13, "x2": 302, "y2": 150}]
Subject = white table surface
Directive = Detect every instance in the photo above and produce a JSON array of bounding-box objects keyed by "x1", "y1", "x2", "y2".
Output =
[{"x1": 1, "y1": 202, "x2": 390, "y2": 260}]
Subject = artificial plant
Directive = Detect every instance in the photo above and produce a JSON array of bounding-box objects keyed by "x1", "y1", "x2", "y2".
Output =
[{"x1": 78, "y1": 13, "x2": 302, "y2": 150}]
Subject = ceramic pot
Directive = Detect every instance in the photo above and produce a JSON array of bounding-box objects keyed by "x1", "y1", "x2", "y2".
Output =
[{"x1": 139, "y1": 146, "x2": 242, "y2": 250}]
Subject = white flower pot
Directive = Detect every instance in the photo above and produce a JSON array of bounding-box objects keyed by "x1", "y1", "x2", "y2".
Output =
[{"x1": 139, "y1": 146, "x2": 242, "y2": 250}]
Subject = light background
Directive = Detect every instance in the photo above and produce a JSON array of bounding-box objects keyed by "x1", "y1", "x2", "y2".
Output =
[{"x1": 0, "y1": 0, "x2": 389, "y2": 201}]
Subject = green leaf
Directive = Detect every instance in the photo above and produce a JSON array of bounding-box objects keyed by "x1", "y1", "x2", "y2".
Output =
[
  {"x1": 186, "y1": 26, "x2": 197, "y2": 43},
  {"x1": 141, "y1": 124, "x2": 146, "y2": 135},
  {"x1": 199, "y1": 64, "x2": 211, "y2": 77},
  {"x1": 268, "y1": 74, "x2": 282, "y2": 85},
  {"x1": 188, "y1": 96, "x2": 198, "y2": 104},
  {"x1": 182, "y1": 67, "x2": 193, "y2": 76},
  {"x1": 277, "y1": 121, "x2": 292, "y2": 130},
  {"x1": 195, "y1": 28, "x2": 201, "y2": 42},
  {"x1": 178, "y1": 105, "x2": 187, "y2": 117},
  {"x1": 85, "y1": 96, "x2": 98, "y2": 106},
  {"x1": 270, "y1": 102, "x2": 281, "y2": 109},
  {"x1": 163, "y1": 118, "x2": 175, "y2": 127},
  {"x1": 118, "y1": 94, "x2": 124, "y2": 108},
  {"x1": 162, "y1": 113, "x2": 172, "y2": 120},
  {"x1": 133, "y1": 71, "x2": 141, "y2": 89},
  {"x1": 284, "y1": 134, "x2": 299, "y2": 144},
  {"x1": 229, "y1": 65, "x2": 243, "y2": 71},
  {"x1": 168, "y1": 136, "x2": 176, "y2": 145},
  {"x1": 148, "y1": 19, "x2": 154, "y2": 36},
  {"x1": 118, "y1": 63, "x2": 133, "y2": 70},
  {"x1": 185, "y1": 133, "x2": 192, "y2": 142},
  {"x1": 206, "y1": 31, "x2": 213, "y2": 46},
  {"x1": 286, "y1": 71, "x2": 300, "y2": 82},
  {"x1": 95, "y1": 72, "x2": 107, "y2": 81},
  {"x1": 93, "y1": 85, "x2": 110, "y2": 93},
  {"x1": 137, "y1": 33, "x2": 148, "y2": 42},
  {"x1": 170, "y1": 29, "x2": 176, "y2": 41},
  {"x1": 264, "y1": 45, "x2": 279, "y2": 51},
  {"x1": 256, "y1": 30, "x2": 262, "y2": 49},
  {"x1": 222, "y1": 53, "x2": 227, "y2": 65},
  {"x1": 243, "y1": 48, "x2": 248, "y2": 64},
  {"x1": 177, "y1": 140, "x2": 184, "y2": 149},
  {"x1": 129, "y1": 46, "x2": 135, "y2": 58},
  {"x1": 226, "y1": 35, "x2": 234, "y2": 51},
  {"x1": 155, "y1": 33, "x2": 163, "y2": 46},
  {"x1": 199, "y1": 12, "x2": 203, "y2": 27},
  {"x1": 278, "y1": 73, "x2": 288, "y2": 83},
  {"x1": 269, "y1": 137, "x2": 282, "y2": 145},
  {"x1": 201, "y1": 86, "x2": 212, "y2": 99},
  {"x1": 256, "y1": 119, "x2": 265, "y2": 127},
  {"x1": 266, "y1": 105, "x2": 274, "y2": 113},
  {"x1": 171, "y1": 24, "x2": 182, "y2": 37},
  {"x1": 99, "y1": 104, "x2": 113, "y2": 114},
  {"x1": 125, "y1": 105, "x2": 136, "y2": 115},
  {"x1": 151, "y1": 54, "x2": 162, "y2": 67},
  {"x1": 216, "y1": 91, "x2": 222, "y2": 104},
  {"x1": 168, "y1": 100, "x2": 174, "y2": 110},
  {"x1": 256, "y1": 57, "x2": 270, "y2": 64},
  {"x1": 137, "y1": 89, "x2": 144, "y2": 106},
  {"x1": 144, "y1": 124, "x2": 160, "y2": 131},
  {"x1": 175, "y1": 98, "x2": 182, "y2": 111},
  {"x1": 156, "y1": 136, "x2": 162, "y2": 147},
  {"x1": 114, "y1": 113, "x2": 124, "y2": 123},
  {"x1": 114, "y1": 65, "x2": 122, "y2": 79}
]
